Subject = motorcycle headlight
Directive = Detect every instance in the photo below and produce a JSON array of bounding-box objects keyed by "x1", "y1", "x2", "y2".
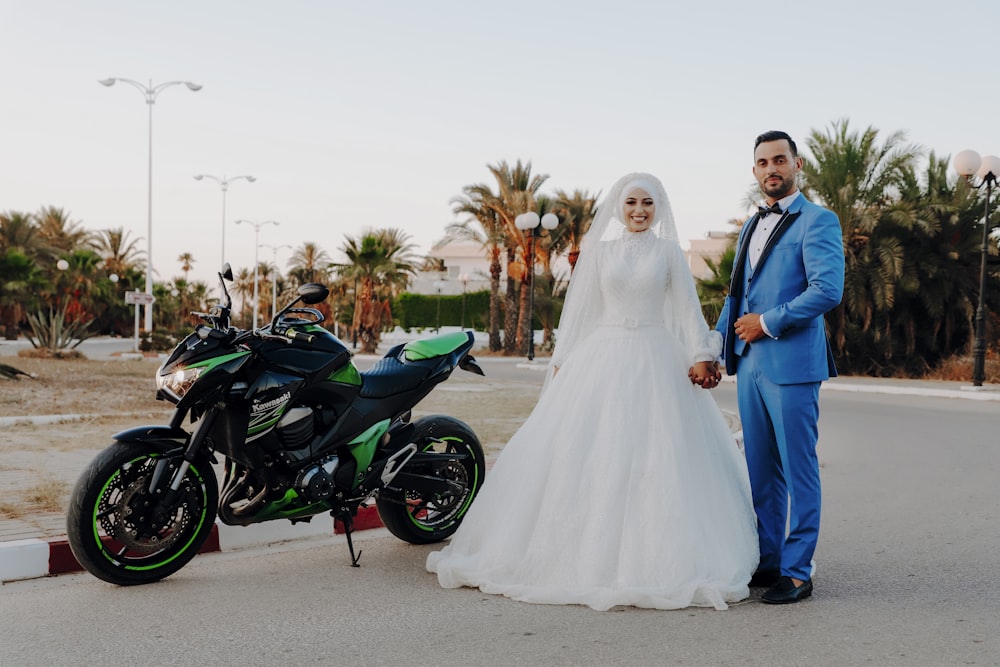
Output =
[{"x1": 156, "y1": 366, "x2": 205, "y2": 401}]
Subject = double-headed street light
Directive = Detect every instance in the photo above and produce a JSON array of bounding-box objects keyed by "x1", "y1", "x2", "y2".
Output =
[
  {"x1": 262, "y1": 243, "x2": 292, "y2": 320},
  {"x1": 99, "y1": 77, "x2": 202, "y2": 332},
  {"x1": 235, "y1": 219, "x2": 279, "y2": 329},
  {"x1": 514, "y1": 211, "x2": 559, "y2": 361},
  {"x1": 953, "y1": 150, "x2": 1000, "y2": 387},
  {"x1": 194, "y1": 174, "x2": 256, "y2": 269}
]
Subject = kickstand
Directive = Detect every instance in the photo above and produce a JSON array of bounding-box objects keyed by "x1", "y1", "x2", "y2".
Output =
[{"x1": 337, "y1": 511, "x2": 362, "y2": 567}]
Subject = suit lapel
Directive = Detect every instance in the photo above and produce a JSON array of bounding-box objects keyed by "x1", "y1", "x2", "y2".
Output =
[{"x1": 729, "y1": 213, "x2": 762, "y2": 296}]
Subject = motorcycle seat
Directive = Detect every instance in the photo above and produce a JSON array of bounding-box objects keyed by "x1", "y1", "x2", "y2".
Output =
[{"x1": 359, "y1": 354, "x2": 431, "y2": 398}]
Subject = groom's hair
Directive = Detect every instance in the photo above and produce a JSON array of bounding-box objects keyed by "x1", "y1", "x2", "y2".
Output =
[{"x1": 755, "y1": 130, "x2": 798, "y2": 158}]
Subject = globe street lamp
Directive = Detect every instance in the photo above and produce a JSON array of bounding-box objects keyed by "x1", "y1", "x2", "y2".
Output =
[
  {"x1": 193, "y1": 174, "x2": 256, "y2": 269},
  {"x1": 262, "y1": 243, "x2": 292, "y2": 320},
  {"x1": 235, "y1": 219, "x2": 279, "y2": 329},
  {"x1": 953, "y1": 150, "x2": 1000, "y2": 387},
  {"x1": 99, "y1": 77, "x2": 202, "y2": 332},
  {"x1": 514, "y1": 211, "x2": 560, "y2": 361}
]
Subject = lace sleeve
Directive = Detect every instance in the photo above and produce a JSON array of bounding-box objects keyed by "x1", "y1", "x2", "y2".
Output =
[{"x1": 667, "y1": 241, "x2": 722, "y2": 363}]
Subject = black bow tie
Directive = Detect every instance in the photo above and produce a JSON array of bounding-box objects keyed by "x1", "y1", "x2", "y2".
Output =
[{"x1": 758, "y1": 203, "x2": 783, "y2": 218}]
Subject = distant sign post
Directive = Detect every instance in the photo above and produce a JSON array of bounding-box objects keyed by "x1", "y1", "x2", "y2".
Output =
[{"x1": 124, "y1": 291, "x2": 156, "y2": 352}]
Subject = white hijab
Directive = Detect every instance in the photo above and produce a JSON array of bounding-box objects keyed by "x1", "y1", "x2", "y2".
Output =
[{"x1": 546, "y1": 173, "x2": 682, "y2": 386}]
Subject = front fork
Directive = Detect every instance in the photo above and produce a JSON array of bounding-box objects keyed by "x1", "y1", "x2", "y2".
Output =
[{"x1": 150, "y1": 404, "x2": 221, "y2": 522}]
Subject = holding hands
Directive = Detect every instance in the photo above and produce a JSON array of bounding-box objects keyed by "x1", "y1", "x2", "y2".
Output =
[{"x1": 688, "y1": 360, "x2": 721, "y2": 389}]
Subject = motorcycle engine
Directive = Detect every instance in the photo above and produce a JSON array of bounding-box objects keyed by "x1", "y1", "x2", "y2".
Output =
[
  {"x1": 295, "y1": 455, "x2": 339, "y2": 502},
  {"x1": 276, "y1": 406, "x2": 315, "y2": 449}
]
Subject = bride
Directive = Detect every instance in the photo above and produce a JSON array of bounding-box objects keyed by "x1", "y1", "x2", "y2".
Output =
[{"x1": 426, "y1": 173, "x2": 759, "y2": 611}]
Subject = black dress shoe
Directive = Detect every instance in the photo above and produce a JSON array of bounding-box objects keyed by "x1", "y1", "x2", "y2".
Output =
[
  {"x1": 761, "y1": 576, "x2": 813, "y2": 604},
  {"x1": 749, "y1": 569, "x2": 781, "y2": 588}
]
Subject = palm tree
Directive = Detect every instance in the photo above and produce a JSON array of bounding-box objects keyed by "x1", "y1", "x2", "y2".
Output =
[
  {"x1": 488, "y1": 160, "x2": 549, "y2": 355},
  {"x1": 450, "y1": 185, "x2": 506, "y2": 351},
  {"x1": 0, "y1": 249, "x2": 44, "y2": 338},
  {"x1": 800, "y1": 119, "x2": 923, "y2": 360},
  {"x1": 334, "y1": 229, "x2": 418, "y2": 353},
  {"x1": 695, "y1": 223, "x2": 740, "y2": 326},
  {"x1": 287, "y1": 242, "x2": 332, "y2": 287},
  {"x1": 178, "y1": 252, "x2": 195, "y2": 282},
  {"x1": 872, "y1": 153, "x2": 996, "y2": 374},
  {"x1": 91, "y1": 227, "x2": 146, "y2": 278},
  {"x1": 37, "y1": 207, "x2": 88, "y2": 254},
  {"x1": 231, "y1": 267, "x2": 255, "y2": 327},
  {"x1": 1, "y1": 211, "x2": 49, "y2": 258},
  {"x1": 1, "y1": 211, "x2": 48, "y2": 336},
  {"x1": 552, "y1": 188, "x2": 600, "y2": 273}
]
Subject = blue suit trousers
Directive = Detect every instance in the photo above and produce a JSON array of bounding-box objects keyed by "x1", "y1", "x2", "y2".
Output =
[{"x1": 736, "y1": 346, "x2": 821, "y2": 582}]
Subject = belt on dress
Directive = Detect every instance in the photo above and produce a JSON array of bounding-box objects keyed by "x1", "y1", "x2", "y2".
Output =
[{"x1": 597, "y1": 318, "x2": 665, "y2": 330}]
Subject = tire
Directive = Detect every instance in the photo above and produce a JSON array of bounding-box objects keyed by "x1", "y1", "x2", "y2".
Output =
[
  {"x1": 376, "y1": 415, "x2": 485, "y2": 544},
  {"x1": 66, "y1": 441, "x2": 218, "y2": 586}
]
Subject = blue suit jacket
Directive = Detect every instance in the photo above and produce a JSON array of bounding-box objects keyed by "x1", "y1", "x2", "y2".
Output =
[{"x1": 715, "y1": 194, "x2": 844, "y2": 384}]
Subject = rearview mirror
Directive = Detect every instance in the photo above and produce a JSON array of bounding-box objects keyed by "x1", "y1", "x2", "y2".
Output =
[
  {"x1": 221, "y1": 263, "x2": 233, "y2": 281},
  {"x1": 297, "y1": 283, "x2": 329, "y2": 305}
]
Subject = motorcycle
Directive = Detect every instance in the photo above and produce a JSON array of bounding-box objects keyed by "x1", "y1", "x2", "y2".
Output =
[{"x1": 67, "y1": 264, "x2": 486, "y2": 585}]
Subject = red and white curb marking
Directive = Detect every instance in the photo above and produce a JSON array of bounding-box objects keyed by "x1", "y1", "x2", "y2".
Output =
[{"x1": 1, "y1": 506, "x2": 384, "y2": 583}]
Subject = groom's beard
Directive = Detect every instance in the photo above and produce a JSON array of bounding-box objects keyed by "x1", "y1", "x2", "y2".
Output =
[{"x1": 762, "y1": 177, "x2": 795, "y2": 200}]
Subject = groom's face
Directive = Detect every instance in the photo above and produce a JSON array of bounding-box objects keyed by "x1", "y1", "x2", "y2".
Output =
[{"x1": 753, "y1": 139, "x2": 802, "y2": 202}]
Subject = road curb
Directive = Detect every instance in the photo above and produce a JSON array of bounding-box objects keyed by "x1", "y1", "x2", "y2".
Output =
[{"x1": 1, "y1": 505, "x2": 384, "y2": 583}]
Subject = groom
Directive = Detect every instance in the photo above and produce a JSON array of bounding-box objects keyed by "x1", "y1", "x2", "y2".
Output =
[{"x1": 716, "y1": 130, "x2": 844, "y2": 604}]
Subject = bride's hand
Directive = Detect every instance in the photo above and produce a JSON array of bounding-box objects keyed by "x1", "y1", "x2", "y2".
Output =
[{"x1": 689, "y1": 361, "x2": 720, "y2": 389}]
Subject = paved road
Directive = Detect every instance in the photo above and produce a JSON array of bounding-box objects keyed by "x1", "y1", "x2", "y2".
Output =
[{"x1": 2, "y1": 388, "x2": 998, "y2": 666}]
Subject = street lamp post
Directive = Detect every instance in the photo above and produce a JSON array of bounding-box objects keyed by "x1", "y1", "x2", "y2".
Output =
[
  {"x1": 262, "y1": 243, "x2": 292, "y2": 320},
  {"x1": 235, "y1": 220, "x2": 279, "y2": 329},
  {"x1": 99, "y1": 77, "x2": 202, "y2": 333},
  {"x1": 433, "y1": 280, "x2": 446, "y2": 333},
  {"x1": 193, "y1": 174, "x2": 256, "y2": 269},
  {"x1": 514, "y1": 212, "x2": 559, "y2": 361},
  {"x1": 459, "y1": 273, "x2": 469, "y2": 330},
  {"x1": 954, "y1": 150, "x2": 1000, "y2": 387}
]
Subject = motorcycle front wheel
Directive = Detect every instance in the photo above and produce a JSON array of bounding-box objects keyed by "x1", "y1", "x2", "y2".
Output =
[
  {"x1": 66, "y1": 442, "x2": 218, "y2": 586},
  {"x1": 377, "y1": 415, "x2": 485, "y2": 544}
]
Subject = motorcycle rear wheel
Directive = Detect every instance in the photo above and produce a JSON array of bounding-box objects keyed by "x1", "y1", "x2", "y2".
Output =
[
  {"x1": 377, "y1": 415, "x2": 485, "y2": 544},
  {"x1": 66, "y1": 442, "x2": 218, "y2": 586}
]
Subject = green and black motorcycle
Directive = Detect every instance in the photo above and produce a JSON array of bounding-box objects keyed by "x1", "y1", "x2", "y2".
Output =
[{"x1": 67, "y1": 265, "x2": 486, "y2": 585}]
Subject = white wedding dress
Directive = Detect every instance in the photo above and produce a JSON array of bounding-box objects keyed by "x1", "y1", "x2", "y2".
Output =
[{"x1": 427, "y1": 231, "x2": 759, "y2": 611}]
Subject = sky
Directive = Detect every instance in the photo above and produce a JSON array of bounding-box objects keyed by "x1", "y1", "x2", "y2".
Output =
[{"x1": 3, "y1": 0, "x2": 999, "y2": 289}]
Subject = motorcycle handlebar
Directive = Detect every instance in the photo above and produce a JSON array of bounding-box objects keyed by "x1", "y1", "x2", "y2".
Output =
[{"x1": 285, "y1": 329, "x2": 315, "y2": 344}]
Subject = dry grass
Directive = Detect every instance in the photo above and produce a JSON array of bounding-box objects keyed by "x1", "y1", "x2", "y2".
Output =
[
  {"x1": 0, "y1": 357, "x2": 164, "y2": 417},
  {"x1": 923, "y1": 351, "x2": 1000, "y2": 383},
  {"x1": 21, "y1": 476, "x2": 69, "y2": 513},
  {"x1": 1, "y1": 357, "x2": 171, "y2": 521}
]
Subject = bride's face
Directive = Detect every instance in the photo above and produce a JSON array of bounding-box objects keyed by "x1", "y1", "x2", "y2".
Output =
[{"x1": 622, "y1": 188, "x2": 655, "y2": 232}]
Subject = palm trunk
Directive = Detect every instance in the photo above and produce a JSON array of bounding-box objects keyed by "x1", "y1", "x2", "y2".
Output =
[
  {"x1": 503, "y1": 246, "x2": 518, "y2": 354},
  {"x1": 489, "y1": 251, "x2": 502, "y2": 351}
]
